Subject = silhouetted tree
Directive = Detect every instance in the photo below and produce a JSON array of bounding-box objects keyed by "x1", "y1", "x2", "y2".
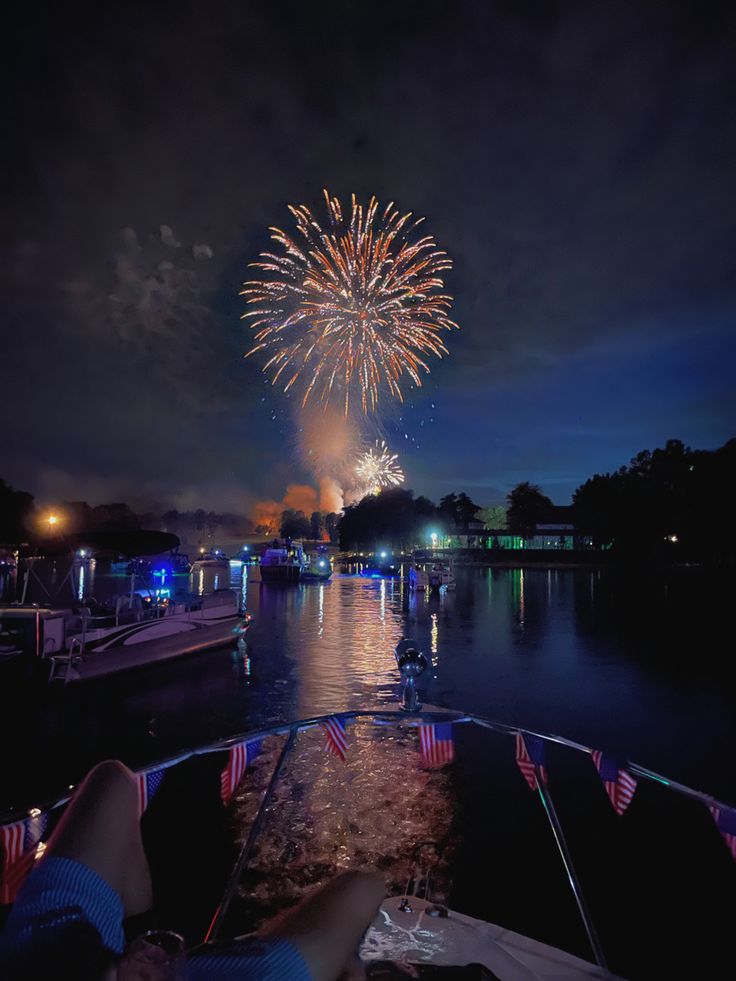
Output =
[
  {"x1": 0, "y1": 478, "x2": 35, "y2": 543},
  {"x1": 438, "y1": 493, "x2": 458, "y2": 526},
  {"x1": 162, "y1": 510, "x2": 179, "y2": 533},
  {"x1": 339, "y1": 489, "x2": 438, "y2": 551},
  {"x1": 456, "y1": 492, "x2": 481, "y2": 526},
  {"x1": 324, "y1": 512, "x2": 339, "y2": 544},
  {"x1": 507, "y1": 483, "x2": 553, "y2": 537},
  {"x1": 572, "y1": 438, "x2": 736, "y2": 558},
  {"x1": 438, "y1": 492, "x2": 480, "y2": 528},
  {"x1": 280, "y1": 509, "x2": 310, "y2": 539},
  {"x1": 90, "y1": 503, "x2": 140, "y2": 531},
  {"x1": 310, "y1": 511, "x2": 323, "y2": 540},
  {"x1": 572, "y1": 474, "x2": 621, "y2": 547}
]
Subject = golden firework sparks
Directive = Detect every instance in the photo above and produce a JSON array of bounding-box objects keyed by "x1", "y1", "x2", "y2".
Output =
[
  {"x1": 355, "y1": 440, "x2": 405, "y2": 493},
  {"x1": 242, "y1": 190, "x2": 458, "y2": 414}
]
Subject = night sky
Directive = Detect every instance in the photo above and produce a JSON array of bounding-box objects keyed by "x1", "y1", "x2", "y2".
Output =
[{"x1": 5, "y1": 1, "x2": 735, "y2": 513}]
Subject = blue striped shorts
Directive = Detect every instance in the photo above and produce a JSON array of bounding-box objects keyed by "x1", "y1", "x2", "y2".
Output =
[{"x1": 0, "y1": 856, "x2": 311, "y2": 980}]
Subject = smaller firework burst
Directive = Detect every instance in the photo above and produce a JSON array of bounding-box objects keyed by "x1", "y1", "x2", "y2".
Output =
[{"x1": 355, "y1": 440, "x2": 405, "y2": 494}]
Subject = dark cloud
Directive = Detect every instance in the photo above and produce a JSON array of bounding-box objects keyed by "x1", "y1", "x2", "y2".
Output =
[{"x1": 4, "y1": 1, "x2": 735, "y2": 507}]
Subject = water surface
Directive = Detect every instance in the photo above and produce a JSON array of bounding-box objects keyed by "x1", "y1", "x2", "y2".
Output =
[{"x1": 1, "y1": 564, "x2": 733, "y2": 976}]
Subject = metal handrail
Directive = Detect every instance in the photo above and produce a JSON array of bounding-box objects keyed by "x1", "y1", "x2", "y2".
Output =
[
  {"x1": 204, "y1": 727, "x2": 297, "y2": 944},
  {"x1": 1, "y1": 704, "x2": 732, "y2": 974},
  {"x1": 1, "y1": 707, "x2": 732, "y2": 823}
]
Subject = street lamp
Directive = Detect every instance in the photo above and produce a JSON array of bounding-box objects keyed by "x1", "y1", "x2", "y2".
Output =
[{"x1": 46, "y1": 513, "x2": 59, "y2": 529}]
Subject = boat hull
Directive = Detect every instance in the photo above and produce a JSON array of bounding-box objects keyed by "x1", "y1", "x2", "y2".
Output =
[
  {"x1": 361, "y1": 565, "x2": 400, "y2": 578},
  {"x1": 260, "y1": 565, "x2": 302, "y2": 583},
  {"x1": 301, "y1": 571, "x2": 332, "y2": 582},
  {"x1": 65, "y1": 613, "x2": 246, "y2": 681}
]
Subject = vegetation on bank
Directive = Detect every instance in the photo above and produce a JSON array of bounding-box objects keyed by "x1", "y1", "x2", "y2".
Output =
[{"x1": 1, "y1": 438, "x2": 733, "y2": 562}]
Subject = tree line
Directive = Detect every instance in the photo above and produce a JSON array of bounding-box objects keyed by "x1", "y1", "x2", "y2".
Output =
[
  {"x1": 336, "y1": 437, "x2": 735, "y2": 557},
  {"x1": 2, "y1": 437, "x2": 733, "y2": 559}
]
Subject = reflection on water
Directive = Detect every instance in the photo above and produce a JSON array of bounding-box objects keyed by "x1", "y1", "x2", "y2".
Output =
[
  {"x1": 2, "y1": 563, "x2": 735, "y2": 802},
  {"x1": 2, "y1": 563, "x2": 735, "y2": 976},
  {"x1": 227, "y1": 722, "x2": 453, "y2": 932}
]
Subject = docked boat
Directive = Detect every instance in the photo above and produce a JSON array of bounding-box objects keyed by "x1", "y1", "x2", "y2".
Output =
[
  {"x1": 0, "y1": 591, "x2": 251, "y2": 683},
  {"x1": 409, "y1": 560, "x2": 456, "y2": 591},
  {"x1": 301, "y1": 548, "x2": 333, "y2": 582},
  {"x1": 171, "y1": 553, "x2": 192, "y2": 574},
  {"x1": 259, "y1": 541, "x2": 307, "y2": 583},
  {"x1": 191, "y1": 550, "x2": 230, "y2": 571},
  {"x1": 0, "y1": 530, "x2": 251, "y2": 682},
  {"x1": 0, "y1": 549, "x2": 17, "y2": 572},
  {"x1": 361, "y1": 551, "x2": 401, "y2": 578}
]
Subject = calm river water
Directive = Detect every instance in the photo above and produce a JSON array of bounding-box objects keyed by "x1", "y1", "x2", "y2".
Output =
[{"x1": 1, "y1": 562, "x2": 734, "y2": 976}]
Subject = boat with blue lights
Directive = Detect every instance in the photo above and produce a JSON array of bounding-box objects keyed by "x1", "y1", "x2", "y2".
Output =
[
  {"x1": 409, "y1": 560, "x2": 456, "y2": 591},
  {"x1": 259, "y1": 540, "x2": 307, "y2": 583},
  {"x1": 360, "y1": 551, "x2": 401, "y2": 578},
  {"x1": 191, "y1": 549, "x2": 230, "y2": 571},
  {"x1": 301, "y1": 548, "x2": 333, "y2": 582},
  {"x1": 0, "y1": 530, "x2": 251, "y2": 682}
]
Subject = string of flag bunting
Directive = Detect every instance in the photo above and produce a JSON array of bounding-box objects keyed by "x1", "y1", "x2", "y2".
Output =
[
  {"x1": 0, "y1": 811, "x2": 47, "y2": 905},
  {"x1": 2, "y1": 715, "x2": 734, "y2": 903},
  {"x1": 220, "y1": 739, "x2": 263, "y2": 804}
]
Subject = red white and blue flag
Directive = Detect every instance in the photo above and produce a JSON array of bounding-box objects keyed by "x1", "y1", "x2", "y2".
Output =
[
  {"x1": 710, "y1": 806, "x2": 736, "y2": 862},
  {"x1": 321, "y1": 716, "x2": 348, "y2": 761},
  {"x1": 220, "y1": 739, "x2": 262, "y2": 804},
  {"x1": 515, "y1": 732, "x2": 548, "y2": 790},
  {"x1": 419, "y1": 723, "x2": 455, "y2": 768},
  {"x1": 136, "y1": 768, "x2": 165, "y2": 816},
  {"x1": 591, "y1": 751, "x2": 637, "y2": 815},
  {"x1": 0, "y1": 812, "x2": 47, "y2": 904}
]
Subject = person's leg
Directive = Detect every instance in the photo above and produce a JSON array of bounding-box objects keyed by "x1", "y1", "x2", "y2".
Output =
[
  {"x1": 259, "y1": 870, "x2": 385, "y2": 981},
  {"x1": 44, "y1": 758, "x2": 153, "y2": 918},
  {"x1": 0, "y1": 760, "x2": 152, "y2": 980}
]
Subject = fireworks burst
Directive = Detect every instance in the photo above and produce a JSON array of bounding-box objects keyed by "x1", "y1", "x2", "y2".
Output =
[
  {"x1": 354, "y1": 440, "x2": 405, "y2": 494},
  {"x1": 242, "y1": 190, "x2": 458, "y2": 414}
]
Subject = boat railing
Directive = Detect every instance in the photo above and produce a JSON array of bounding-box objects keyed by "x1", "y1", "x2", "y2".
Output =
[{"x1": 3, "y1": 702, "x2": 732, "y2": 975}]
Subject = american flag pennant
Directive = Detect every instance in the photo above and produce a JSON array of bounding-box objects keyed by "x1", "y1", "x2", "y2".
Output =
[
  {"x1": 321, "y1": 716, "x2": 348, "y2": 761},
  {"x1": 709, "y1": 806, "x2": 736, "y2": 862},
  {"x1": 0, "y1": 811, "x2": 47, "y2": 904},
  {"x1": 220, "y1": 739, "x2": 262, "y2": 804},
  {"x1": 419, "y1": 723, "x2": 455, "y2": 768},
  {"x1": 136, "y1": 768, "x2": 165, "y2": 816},
  {"x1": 515, "y1": 731, "x2": 548, "y2": 790},
  {"x1": 591, "y1": 751, "x2": 637, "y2": 816}
]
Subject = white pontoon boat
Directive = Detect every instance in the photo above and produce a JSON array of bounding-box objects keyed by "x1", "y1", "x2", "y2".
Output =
[
  {"x1": 0, "y1": 592, "x2": 251, "y2": 682},
  {"x1": 409, "y1": 561, "x2": 456, "y2": 591}
]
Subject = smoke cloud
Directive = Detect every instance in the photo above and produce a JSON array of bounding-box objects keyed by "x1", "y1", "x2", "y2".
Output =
[{"x1": 250, "y1": 479, "x2": 344, "y2": 535}]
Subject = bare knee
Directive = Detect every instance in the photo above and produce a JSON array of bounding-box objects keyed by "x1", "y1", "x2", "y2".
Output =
[{"x1": 74, "y1": 759, "x2": 139, "y2": 816}]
